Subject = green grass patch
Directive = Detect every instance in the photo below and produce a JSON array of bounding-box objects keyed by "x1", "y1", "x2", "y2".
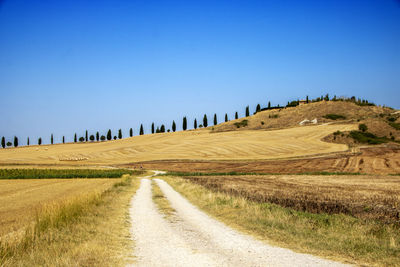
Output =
[
  {"x1": 389, "y1": 122, "x2": 400, "y2": 130},
  {"x1": 233, "y1": 119, "x2": 248, "y2": 128},
  {"x1": 0, "y1": 169, "x2": 143, "y2": 179},
  {"x1": 323, "y1": 114, "x2": 347, "y2": 120},
  {"x1": 349, "y1": 131, "x2": 389, "y2": 144}
]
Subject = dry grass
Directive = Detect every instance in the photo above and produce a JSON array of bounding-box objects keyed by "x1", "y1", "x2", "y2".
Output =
[
  {"x1": 0, "y1": 174, "x2": 143, "y2": 266},
  {"x1": 152, "y1": 180, "x2": 176, "y2": 218},
  {"x1": 183, "y1": 174, "x2": 400, "y2": 224},
  {"x1": 162, "y1": 175, "x2": 400, "y2": 266},
  {"x1": 0, "y1": 178, "x2": 116, "y2": 237},
  {"x1": 0, "y1": 123, "x2": 356, "y2": 165}
]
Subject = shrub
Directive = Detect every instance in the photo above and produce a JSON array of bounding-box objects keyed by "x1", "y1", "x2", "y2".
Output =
[
  {"x1": 389, "y1": 122, "x2": 400, "y2": 130},
  {"x1": 7, "y1": 142, "x2": 12, "y2": 147},
  {"x1": 261, "y1": 121, "x2": 265, "y2": 125},
  {"x1": 79, "y1": 137, "x2": 85, "y2": 142},
  {"x1": 387, "y1": 117, "x2": 396, "y2": 122},
  {"x1": 349, "y1": 131, "x2": 387, "y2": 144},
  {"x1": 323, "y1": 114, "x2": 346, "y2": 120},
  {"x1": 90, "y1": 135, "x2": 95, "y2": 141},
  {"x1": 100, "y1": 135, "x2": 106, "y2": 141},
  {"x1": 269, "y1": 114, "x2": 279, "y2": 118},
  {"x1": 333, "y1": 131, "x2": 342, "y2": 136},
  {"x1": 234, "y1": 120, "x2": 248, "y2": 128},
  {"x1": 358, "y1": 124, "x2": 368, "y2": 132}
]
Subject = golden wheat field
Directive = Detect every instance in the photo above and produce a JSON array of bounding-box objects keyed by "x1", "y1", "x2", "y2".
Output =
[
  {"x1": 0, "y1": 179, "x2": 116, "y2": 237},
  {"x1": 0, "y1": 124, "x2": 356, "y2": 165}
]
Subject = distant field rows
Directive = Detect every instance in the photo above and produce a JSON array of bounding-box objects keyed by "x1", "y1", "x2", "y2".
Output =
[{"x1": 0, "y1": 124, "x2": 356, "y2": 165}]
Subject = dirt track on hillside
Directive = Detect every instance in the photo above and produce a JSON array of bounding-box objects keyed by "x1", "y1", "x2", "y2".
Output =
[{"x1": 129, "y1": 145, "x2": 400, "y2": 174}]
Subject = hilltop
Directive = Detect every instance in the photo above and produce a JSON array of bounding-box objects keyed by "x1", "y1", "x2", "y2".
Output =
[{"x1": 0, "y1": 100, "x2": 399, "y2": 174}]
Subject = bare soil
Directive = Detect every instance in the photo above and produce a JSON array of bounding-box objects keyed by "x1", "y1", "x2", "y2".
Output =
[{"x1": 128, "y1": 145, "x2": 400, "y2": 175}]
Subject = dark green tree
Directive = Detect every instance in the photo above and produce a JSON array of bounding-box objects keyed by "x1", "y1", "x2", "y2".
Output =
[
  {"x1": 14, "y1": 136, "x2": 18, "y2": 147},
  {"x1": 306, "y1": 95, "x2": 309, "y2": 103},
  {"x1": 160, "y1": 124, "x2": 165, "y2": 133},
  {"x1": 100, "y1": 135, "x2": 106, "y2": 141},
  {"x1": 1, "y1": 137, "x2": 5, "y2": 148},
  {"x1": 214, "y1": 114, "x2": 217, "y2": 125},
  {"x1": 172, "y1": 120, "x2": 176, "y2": 132},
  {"x1": 268, "y1": 101, "x2": 271, "y2": 108},
  {"x1": 107, "y1": 129, "x2": 112, "y2": 140},
  {"x1": 203, "y1": 114, "x2": 208, "y2": 127},
  {"x1": 85, "y1": 130, "x2": 88, "y2": 142},
  {"x1": 113, "y1": 136, "x2": 117, "y2": 140},
  {"x1": 129, "y1": 128, "x2": 133, "y2": 137},
  {"x1": 140, "y1": 124, "x2": 144, "y2": 135},
  {"x1": 51, "y1": 134, "x2": 54, "y2": 145},
  {"x1": 225, "y1": 113, "x2": 228, "y2": 122},
  {"x1": 156, "y1": 127, "x2": 160, "y2": 133},
  {"x1": 7, "y1": 142, "x2": 12, "y2": 147},
  {"x1": 38, "y1": 137, "x2": 42, "y2": 145},
  {"x1": 183, "y1": 117, "x2": 187, "y2": 131},
  {"x1": 151, "y1": 123, "x2": 155, "y2": 134},
  {"x1": 96, "y1": 132, "x2": 99, "y2": 141},
  {"x1": 74, "y1": 133, "x2": 77, "y2": 143},
  {"x1": 359, "y1": 124, "x2": 368, "y2": 132},
  {"x1": 256, "y1": 104, "x2": 261, "y2": 113},
  {"x1": 324, "y1": 94, "x2": 329, "y2": 101},
  {"x1": 79, "y1": 137, "x2": 85, "y2": 142},
  {"x1": 62, "y1": 136, "x2": 65, "y2": 144},
  {"x1": 194, "y1": 119, "x2": 197, "y2": 129},
  {"x1": 90, "y1": 135, "x2": 95, "y2": 141},
  {"x1": 27, "y1": 137, "x2": 30, "y2": 146},
  {"x1": 245, "y1": 106, "x2": 250, "y2": 117},
  {"x1": 118, "y1": 129, "x2": 122, "y2": 139},
  {"x1": 235, "y1": 112, "x2": 238, "y2": 119}
]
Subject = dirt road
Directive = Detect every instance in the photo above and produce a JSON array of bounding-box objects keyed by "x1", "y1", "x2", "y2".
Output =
[{"x1": 129, "y1": 174, "x2": 349, "y2": 266}]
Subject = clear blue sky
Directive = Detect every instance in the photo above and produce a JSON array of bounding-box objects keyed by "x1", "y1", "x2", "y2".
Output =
[{"x1": 1, "y1": 0, "x2": 399, "y2": 145}]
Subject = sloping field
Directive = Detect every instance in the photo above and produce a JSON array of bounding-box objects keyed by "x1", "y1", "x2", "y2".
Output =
[
  {"x1": 0, "y1": 179, "x2": 116, "y2": 237},
  {"x1": 0, "y1": 124, "x2": 356, "y2": 165}
]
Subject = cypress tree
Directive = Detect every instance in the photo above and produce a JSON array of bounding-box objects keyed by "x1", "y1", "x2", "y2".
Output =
[
  {"x1": 256, "y1": 104, "x2": 261, "y2": 113},
  {"x1": 27, "y1": 137, "x2": 30, "y2": 146},
  {"x1": 306, "y1": 95, "x2": 309, "y2": 103},
  {"x1": 151, "y1": 123, "x2": 155, "y2": 134},
  {"x1": 160, "y1": 124, "x2": 165, "y2": 133},
  {"x1": 245, "y1": 106, "x2": 250, "y2": 117},
  {"x1": 235, "y1": 112, "x2": 238, "y2": 119},
  {"x1": 140, "y1": 124, "x2": 144, "y2": 135},
  {"x1": 13, "y1": 136, "x2": 18, "y2": 147},
  {"x1": 74, "y1": 133, "x2": 77, "y2": 143},
  {"x1": 51, "y1": 134, "x2": 54, "y2": 145},
  {"x1": 203, "y1": 114, "x2": 208, "y2": 127},
  {"x1": 62, "y1": 136, "x2": 65, "y2": 144},
  {"x1": 156, "y1": 127, "x2": 160, "y2": 133},
  {"x1": 172, "y1": 121, "x2": 176, "y2": 132},
  {"x1": 1, "y1": 137, "x2": 5, "y2": 148},
  {"x1": 107, "y1": 129, "x2": 112, "y2": 140},
  {"x1": 129, "y1": 128, "x2": 133, "y2": 137},
  {"x1": 194, "y1": 119, "x2": 197, "y2": 129},
  {"x1": 38, "y1": 137, "x2": 42, "y2": 145},
  {"x1": 213, "y1": 114, "x2": 217, "y2": 126},
  {"x1": 118, "y1": 129, "x2": 122, "y2": 139},
  {"x1": 183, "y1": 117, "x2": 187, "y2": 131},
  {"x1": 225, "y1": 113, "x2": 228, "y2": 122},
  {"x1": 96, "y1": 131, "x2": 100, "y2": 141},
  {"x1": 268, "y1": 101, "x2": 271, "y2": 108},
  {"x1": 85, "y1": 130, "x2": 88, "y2": 142}
]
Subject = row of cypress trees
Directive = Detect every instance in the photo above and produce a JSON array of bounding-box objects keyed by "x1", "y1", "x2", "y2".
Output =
[{"x1": 1, "y1": 104, "x2": 264, "y2": 148}]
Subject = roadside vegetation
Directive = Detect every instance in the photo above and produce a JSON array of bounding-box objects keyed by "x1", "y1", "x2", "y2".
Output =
[
  {"x1": 162, "y1": 175, "x2": 400, "y2": 266},
  {"x1": 0, "y1": 172, "x2": 144, "y2": 266},
  {"x1": 0, "y1": 168, "x2": 142, "y2": 179}
]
